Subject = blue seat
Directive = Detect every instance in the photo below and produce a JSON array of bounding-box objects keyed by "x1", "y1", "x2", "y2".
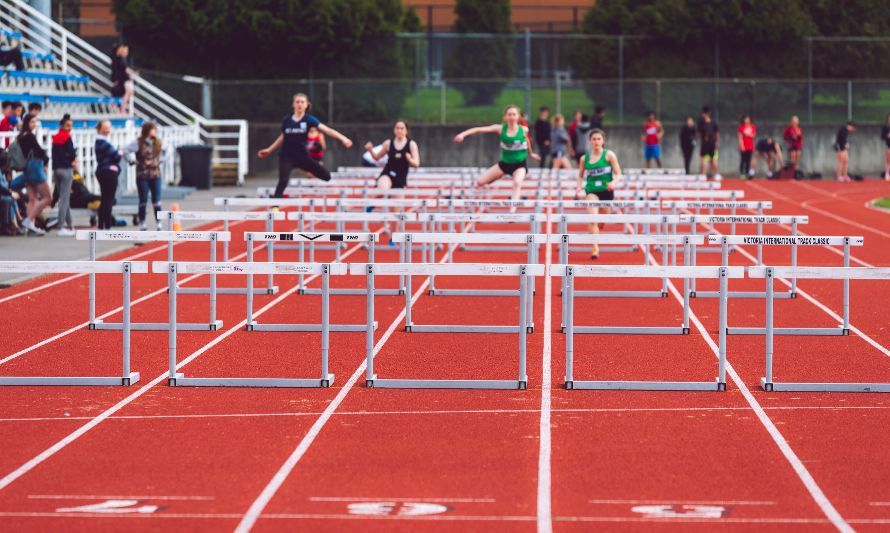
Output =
[{"x1": 4, "y1": 70, "x2": 89, "y2": 84}]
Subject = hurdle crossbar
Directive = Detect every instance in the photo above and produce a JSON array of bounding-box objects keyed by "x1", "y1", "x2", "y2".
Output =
[
  {"x1": 750, "y1": 265, "x2": 890, "y2": 392},
  {"x1": 552, "y1": 264, "x2": 744, "y2": 391},
  {"x1": 352, "y1": 262, "x2": 544, "y2": 389},
  {"x1": 156, "y1": 261, "x2": 346, "y2": 388},
  {"x1": 0, "y1": 261, "x2": 146, "y2": 386},
  {"x1": 77, "y1": 230, "x2": 229, "y2": 331}
]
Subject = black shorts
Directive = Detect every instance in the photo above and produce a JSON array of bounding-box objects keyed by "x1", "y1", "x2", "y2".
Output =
[
  {"x1": 378, "y1": 169, "x2": 407, "y2": 189},
  {"x1": 700, "y1": 143, "x2": 716, "y2": 158},
  {"x1": 591, "y1": 189, "x2": 614, "y2": 201},
  {"x1": 498, "y1": 160, "x2": 527, "y2": 176}
]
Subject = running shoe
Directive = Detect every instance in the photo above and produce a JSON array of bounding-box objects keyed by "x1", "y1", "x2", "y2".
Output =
[
  {"x1": 139, "y1": 223, "x2": 147, "y2": 231},
  {"x1": 57, "y1": 228, "x2": 76, "y2": 236},
  {"x1": 157, "y1": 222, "x2": 164, "y2": 231},
  {"x1": 22, "y1": 218, "x2": 45, "y2": 235},
  {"x1": 590, "y1": 244, "x2": 599, "y2": 260}
]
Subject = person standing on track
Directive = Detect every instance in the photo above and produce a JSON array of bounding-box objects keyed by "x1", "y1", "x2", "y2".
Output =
[
  {"x1": 834, "y1": 121, "x2": 856, "y2": 183},
  {"x1": 94, "y1": 119, "x2": 124, "y2": 230},
  {"x1": 698, "y1": 106, "x2": 720, "y2": 179},
  {"x1": 258, "y1": 93, "x2": 353, "y2": 197},
  {"x1": 737, "y1": 115, "x2": 756, "y2": 179},
  {"x1": 575, "y1": 129, "x2": 622, "y2": 260},
  {"x1": 549, "y1": 114, "x2": 572, "y2": 172},
  {"x1": 534, "y1": 106, "x2": 551, "y2": 170},
  {"x1": 364, "y1": 120, "x2": 420, "y2": 191},
  {"x1": 679, "y1": 116, "x2": 697, "y2": 175},
  {"x1": 783, "y1": 115, "x2": 803, "y2": 176},
  {"x1": 454, "y1": 105, "x2": 541, "y2": 212},
  {"x1": 881, "y1": 113, "x2": 890, "y2": 181},
  {"x1": 641, "y1": 111, "x2": 664, "y2": 169}
]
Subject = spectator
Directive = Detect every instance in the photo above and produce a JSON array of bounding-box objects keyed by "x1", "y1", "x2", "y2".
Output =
[
  {"x1": 549, "y1": 114, "x2": 571, "y2": 171},
  {"x1": 534, "y1": 106, "x2": 551, "y2": 169},
  {"x1": 27, "y1": 102, "x2": 42, "y2": 117},
  {"x1": 590, "y1": 106, "x2": 606, "y2": 132},
  {"x1": 697, "y1": 106, "x2": 720, "y2": 179},
  {"x1": 51, "y1": 114, "x2": 77, "y2": 236},
  {"x1": 0, "y1": 101, "x2": 12, "y2": 147},
  {"x1": 641, "y1": 111, "x2": 664, "y2": 169},
  {"x1": 679, "y1": 117, "x2": 697, "y2": 175},
  {"x1": 0, "y1": 42, "x2": 24, "y2": 71},
  {"x1": 111, "y1": 44, "x2": 138, "y2": 113},
  {"x1": 94, "y1": 120, "x2": 124, "y2": 229},
  {"x1": 834, "y1": 121, "x2": 856, "y2": 183},
  {"x1": 783, "y1": 116, "x2": 803, "y2": 175},
  {"x1": 737, "y1": 115, "x2": 756, "y2": 178},
  {"x1": 571, "y1": 114, "x2": 592, "y2": 163},
  {"x1": 123, "y1": 122, "x2": 165, "y2": 231},
  {"x1": 0, "y1": 149, "x2": 23, "y2": 235},
  {"x1": 881, "y1": 113, "x2": 890, "y2": 181},
  {"x1": 306, "y1": 125, "x2": 326, "y2": 167},
  {"x1": 16, "y1": 114, "x2": 50, "y2": 235},
  {"x1": 752, "y1": 136, "x2": 782, "y2": 178},
  {"x1": 568, "y1": 110, "x2": 582, "y2": 157}
]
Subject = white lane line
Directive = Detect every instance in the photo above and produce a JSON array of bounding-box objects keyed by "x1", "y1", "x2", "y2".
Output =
[
  {"x1": 308, "y1": 497, "x2": 496, "y2": 503},
  {"x1": 537, "y1": 204, "x2": 553, "y2": 533},
  {"x1": 589, "y1": 499, "x2": 775, "y2": 505},
  {"x1": 4, "y1": 404, "x2": 890, "y2": 423},
  {"x1": 0, "y1": 220, "x2": 241, "y2": 305},
  {"x1": 234, "y1": 263, "x2": 439, "y2": 533},
  {"x1": 28, "y1": 494, "x2": 214, "y2": 501},
  {"x1": 0, "y1": 235, "x2": 373, "y2": 492},
  {"x1": 655, "y1": 270, "x2": 853, "y2": 532}
]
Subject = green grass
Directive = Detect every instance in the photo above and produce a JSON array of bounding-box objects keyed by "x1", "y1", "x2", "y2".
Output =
[{"x1": 875, "y1": 197, "x2": 890, "y2": 209}]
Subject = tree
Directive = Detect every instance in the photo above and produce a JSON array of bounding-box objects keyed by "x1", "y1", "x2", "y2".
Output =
[{"x1": 442, "y1": 0, "x2": 516, "y2": 107}]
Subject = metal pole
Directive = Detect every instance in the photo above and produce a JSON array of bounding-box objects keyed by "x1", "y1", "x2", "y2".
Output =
[
  {"x1": 525, "y1": 29, "x2": 532, "y2": 116},
  {"x1": 209, "y1": 234, "x2": 217, "y2": 326},
  {"x1": 122, "y1": 263, "x2": 131, "y2": 379},
  {"x1": 321, "y1": 264, "x2": 330, "y2": 383},
  {"x1": 765, "y1": 268, "x2": 774, "y2": 387},
  {"x1": 266, "y1": 215, "x2": 274, "y2": 292},
  {"x1": 682, "y1": 243, "x2": 690, "y2": 330},
  {"x1": 847, "y1": 80, "x2": 853, "y2": 121},
  {"x1": 518, "y1": 265, "x2": 528, "y2": 387},
  {"x1": 168, "y1": 264, "x2": 177, "y2": 380},
  {"x1": 246, "y1": 234, "x2": 255, "y2": 327},
  {"x1": 618, "y1": 35, "x2": 624, "y2": 123},
  {"x1": 565, "y1": 267, "x2": 574, "y2": 385},
  {"x1": 718, "y1": 267, "x2": 728, "y2": 388},
  {"x1": 843, "y1": 238, "x2": 850, "y2": 332},
  {"x1": 405, "y1": 237, "x2": 413, "y2": 329},
  {"x1": 555, "y1": 73, "x2": 562, "y2": 116},
  {"x1": 807, "y1": 37, "x2": 813, "y2": 124},
  {"x1": 791, "y1": 220, "x2": 798, "y2": 294},
  {"x1": 366, "y1": 264, "x2": 375, "y2": 384},
  {"x1": 89, "y1": 232, "x2": 96, "y2": 324}
]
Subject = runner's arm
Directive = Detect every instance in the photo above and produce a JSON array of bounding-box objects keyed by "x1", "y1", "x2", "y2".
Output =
[
  {"x1": 257, "y1": 134, "x2": 283, "y2": 158},
  {"x1": 454, "y1": 124, "x2": 500, "y2": 143},
  {"x1": 318, "y1": 124, "x2": 353, "y2": 148}
]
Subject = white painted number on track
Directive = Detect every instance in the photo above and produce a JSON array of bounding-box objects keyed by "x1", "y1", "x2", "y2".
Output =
[
  {"x1": 631, "y1": 504, "x2": 727, "y2": 519},
  {"x1": 347, "y1": 501, "x2": 449, "y2": 516},
  {"x1": 56, "y1": 499, "x2": 160, "y2": 514}
]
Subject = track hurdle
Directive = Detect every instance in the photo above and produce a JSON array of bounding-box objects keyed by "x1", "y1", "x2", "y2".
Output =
[
  {"x1": 552, "y1": 264, "x2": 744, "y2": 390},
  {"x1": 77, "y1": 230, "x2": 229, "y2": 331},
  {"x1": 159, "y1": 210, "x2": 283, "y2": 295},
  {"x1": 422, "y1": 212, "x2": 545, "y2": 255},
  {"x1": 245, "y1": 231, "x2": 383, "y2": 300},
  {"x1": 157, "y1": 261, "x2": 344, "y2": 388},
  {"x1": 718, "y1": 236, "x2": 863, "y2": 336},
  {"x1": 751, "y1": 265, "x2": 890, "y2": 392},
  {"x1": 0, "y1": 261, "x2": 146, "y2": 386},
  {"x1": 354, "y1": 262, "x2": 544, "y2": 389},
  {"x1": 556, "y1": 213, "x2": 683, "y2": 255}
]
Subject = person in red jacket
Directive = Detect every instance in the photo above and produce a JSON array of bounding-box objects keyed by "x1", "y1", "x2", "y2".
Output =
[
  {"x1": 737, "y1": 115, "x2": 756, "y2": 178},
  {"x1": 783, "y1": 115, "x2": 803, "y2": 175}
]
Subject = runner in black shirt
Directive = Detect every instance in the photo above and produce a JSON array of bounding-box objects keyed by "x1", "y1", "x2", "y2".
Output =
[
  {"x1": 834, "y1": 121, "x2": 856, "y2": 182},
  {"x1": 534, "y1": 107, "x2": 551, "y2": 170},
  {"x1": 697, "y1": 106, "x2": 720, "y2": 179},
  {"x1": 679, "y1": 117, "x2": 697, "y2": 175}
]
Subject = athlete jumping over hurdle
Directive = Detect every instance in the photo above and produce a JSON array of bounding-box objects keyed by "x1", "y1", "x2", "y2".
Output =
[
  {"x1": 575, "y1": 129, "x2": 622, "y2": 259},
  {"x1": 258, "y1": 93, "x2": 353, "y2": 197},
  {"x1": 364, "y1": 120, "x2": 421, "y2": 191},
  {"x1": 453, "y1": 105, "x2": 541, "y2": 213}
]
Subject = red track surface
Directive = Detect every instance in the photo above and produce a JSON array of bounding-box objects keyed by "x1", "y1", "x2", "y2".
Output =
[{"x1": 1, "y1": 179, "x2": 889, "y2": 532}]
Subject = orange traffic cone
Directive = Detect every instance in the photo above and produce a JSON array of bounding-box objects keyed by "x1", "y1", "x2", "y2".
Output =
[{"x1": 171, "y1": 203, "x2": 183, "y2": 231}]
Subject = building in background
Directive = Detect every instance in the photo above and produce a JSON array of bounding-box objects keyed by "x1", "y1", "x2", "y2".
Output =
[{"x1": 404, "y1": 0, "x2": 590, "y2": 32}]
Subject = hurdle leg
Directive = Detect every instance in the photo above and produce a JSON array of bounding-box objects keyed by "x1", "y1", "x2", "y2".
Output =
[
  {"x1": 89, "y1": 233, "x2": 97, "y2": 325},
  {"x1": 223, "y1": 218, "x2": 230, "y2": 261},
  {"x1": 518, "y1": 266, "x2": 528, "y2": 389},
  {"x1": 405, "y1": 239, "x2": 413, "y2": 331},
  {"x1": 246, "y1": 238, "x2": 255, "y2": 329},
  {"x1": 267, "y1": 228, "x2": 275, "y2": 293},
  {"x1": 660, "y1": 221, "x2": 668, "y2": 295},
  {"x1": 298, "y1": 217, "x2": 305, "y2": 292},
  {"x1": 320, "y1": 266, "x2": 332, "y2": 387},
  {"x1": 265, "y1": 216, "x2": 276, "y2": 293},
  {"x1": 565, "y1": 267, "x2": 574, "y2": 388},
  {"x1": 762, "y1": 269, "x2": 775, "y2": 391},
  {"x1": 209, "y1": 237, "x2": 218, "y2": 328},
  {"x1": 717, "y1": 267, "x2": 728, "y2": 390},
  {"x1": 121, "y1": 263, "x2": 136, "y2": 385},
  {"x1": 526, "y1": 238, "x2": 534, "y2": 331},
  {"x1": 168, "y1": 264, "x2": 179, "y2": 384},
  {"x1": 843, "y1": 239, "x2": 851, "y2": 333},
  {"x1": 690, "y1": 242, "x2": 698, "y2": 296},
  {"x1": 366, "y1": 265, "x2": 376, "y2": 386},
  {"x1": 757, "y1": 219, "x2": 764, "y2": 265},
  {"x1": 790, "y1": 220, "x2": 798, "y2": 296}
]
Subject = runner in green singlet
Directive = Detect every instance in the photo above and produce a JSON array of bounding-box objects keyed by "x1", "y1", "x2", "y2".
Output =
[
  {"x1": 454, "y1": 105, "x2": 541, "y2": 212},
  {"x1": 575, "y1": 129, "x2": 622, "y2": 259}
]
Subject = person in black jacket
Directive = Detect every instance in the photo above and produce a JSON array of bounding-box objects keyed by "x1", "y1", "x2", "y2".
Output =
[
  {"x1": 679, "y1": 117, "x2": 697, "y2": 175},
  {"x1": 111, "y1": 44, "x2": 138, "y2": 113},
  {"x1": 94, "y1": 120, "x2": 123, "y2": 229},
  {"x1": 533, "y1": 107, "x2": 551, "y2": 169},
  {"x1": 51, "y1": 114, "x2": 77, "y2": 235},
  {"x1": 17, "y1": 114, "x2": 50, "y2": 234}
]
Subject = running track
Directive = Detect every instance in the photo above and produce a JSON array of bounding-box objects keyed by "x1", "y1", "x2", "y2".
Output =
[{"x1": 0, "y1": 179, "x2": 889, "y2": 532}]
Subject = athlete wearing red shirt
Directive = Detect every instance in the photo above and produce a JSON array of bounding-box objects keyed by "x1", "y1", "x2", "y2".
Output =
[
  {"x1": 641, "y1": 111, "x2": 664, "y2": 168},
  {"x1": 783, "y1": 116, "x2": 803, "y2": 174},
  {"x1": 737, "y1": 115, "x2": 756, "y2": 178}
]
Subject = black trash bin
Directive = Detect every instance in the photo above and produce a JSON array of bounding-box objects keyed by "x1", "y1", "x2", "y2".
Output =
[{"x1": 178, "y1": 144, "x2": 213, "y2": 190}]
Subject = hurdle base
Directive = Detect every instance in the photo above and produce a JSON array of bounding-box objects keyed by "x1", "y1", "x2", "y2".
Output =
[
  {"x1": 428, "y1": 288, "x2": 520, "y2": 297},
  {"x1": 565, "y1": 380, "x2": 722, "y2": 391},
  {"x1": 0, "y1": 372, "x2": 140, "y2": 386},
  {"x1": 91, "y1": 320, "x2": 223, "y2": 331},
  {"x1": 570, "y1": 326, "x2": 688, "y2": 335},
  {"x1": 760, "y1": 377, "x2": 890, "y2": 393},
  {"x1": 177, "y1": 286, "x2": 280, "y2": 296},
  {"x1": 728, "y1": 326, "x2": 848, "y2": 336},
  {"x1": 693, "y1": 290, "x2": 795, "y2": 299},
  {"x1": 573, "y1": 290, "x2": 667, "y2": 299},
  {"x1": 247, "y1": 322, "x2": 377, "y2": 333},
  {"x1": 169, "y1": 373, "x2": 334, "y2": 388},
  {"x1": 368, "y1": 378, "x2": 527, "y2": 390},
  {"x1": 406, "y1": 324, "x2": 526, "y2": 334}
]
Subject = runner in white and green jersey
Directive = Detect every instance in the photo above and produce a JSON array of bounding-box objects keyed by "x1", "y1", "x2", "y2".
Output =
[
  {"x1": 575, "y1": 128, "x2": 622, "y2": 259},
  {"x1": 454, "y1": 105, "x2": 541, "y2": 212}
]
